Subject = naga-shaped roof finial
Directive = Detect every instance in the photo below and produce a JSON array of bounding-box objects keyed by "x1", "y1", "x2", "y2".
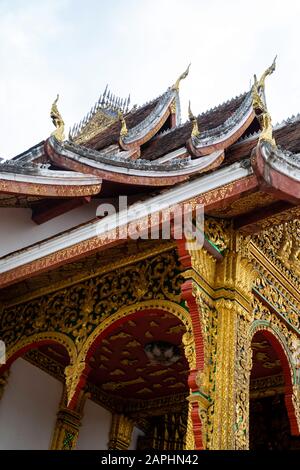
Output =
[
  {"x1": 252, "y1": 56, "x2": 276, "y2": 114},
  {"x1": 118, "y1": 110, "x2": 128, "y2": 137},
  {"x1": 252, "y1": 57, "x2": 277, "y2": 147},
  {"x1": 172, "y1": 63, "x2": 191, "y2": 91},
  {"x1": 50, "y1": 94, "x2": 65, "y2": 141},
  {"x1": 188, "y1": 101, "x2": 200, "y2": 137},
  {"x1": 255, "y1": 56, "x2": 277, "y2": 92}
]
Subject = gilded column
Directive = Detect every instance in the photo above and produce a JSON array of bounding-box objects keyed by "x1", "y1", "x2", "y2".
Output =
[
  {"x1": 212, "y1": 246, "x2": 255, "y2": 450},
  {"x1": 108, "y1": 414, "x2": 134, "y2": 450},
  {"x1": 212, "y1": 298, "x2": 237, "y2": 449},
  {"x1": 50, "y1": 389, "x2": 87, "y2": 450}
]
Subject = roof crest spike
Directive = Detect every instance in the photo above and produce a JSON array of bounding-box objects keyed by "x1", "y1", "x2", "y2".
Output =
[
  {"x1": 126, "y1": 94, "x2": 131, "y2": 111},
  {"x1": 172, "y1": 63, "x2": 191, "y2": 91},
  {"x1": 103, "y1": 84, "x2": 108, "y2": 99}
]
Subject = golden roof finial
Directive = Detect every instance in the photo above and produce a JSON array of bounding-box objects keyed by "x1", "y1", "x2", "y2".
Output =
[
  {"x1": 50, "y1": 94, "x2": 65, "y2": 141},
  {"x1": 252, "y1": 56, "x2": 277, "y2": 113},
  {"x1": 252, "y1": 57, "x2": 277, "y2": 147},
  {"x1": 255, "y1": 55, "x2": 277, "y2": 92},
  {"x1": 172, "y1": 63, "x2": 191, "y2": 91},
  {"x1": 259, "y1": 111, "x2": 276, "y2": 147},
  {"x1": 188, "y1": 100, "x2": 200, "y2": 138},
  {"x1": 118, "y1": 110, "x2": 128, "y2": 137}
]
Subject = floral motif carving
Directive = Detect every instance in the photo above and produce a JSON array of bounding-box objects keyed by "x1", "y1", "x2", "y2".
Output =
[{"x1": 1, "y1": 250, "x2": 183, "y2": 357}]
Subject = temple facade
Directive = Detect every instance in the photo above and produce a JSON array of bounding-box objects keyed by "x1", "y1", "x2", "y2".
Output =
[{"x1": 0, "y1": 61, "x2": 299, "y2": 450}]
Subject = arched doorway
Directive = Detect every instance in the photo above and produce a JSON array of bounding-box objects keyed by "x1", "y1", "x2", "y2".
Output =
[
  {"x1": 0, "y1": 339, "x2": 72, "y2": 449},
  {"x1": 83, "y1": 307, "x2": 190, "y2": 450},
  {"x1": 249, "y1": 330, "x2": 300, "y2": 450}
]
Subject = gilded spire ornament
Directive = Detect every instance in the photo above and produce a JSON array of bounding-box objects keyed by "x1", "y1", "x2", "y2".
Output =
[
  {"x1": 188, "y1": 100, "x2": 200, "y2": 138},
  {"x1": 172, "y1": 63, "x2": 191, "y2": 91},
  {"x1": 118, "y1": 110, "x2": 128, "y2": 137},
  {"x1": 255, "y1": 56, "x2": 277, "y2": 93},
  {"x1": 50, "y1": 94, "x2": 65, "y2": 141},
  {"x1": 252, "y1": 56, "x2": 276, "y2": 113},
  {"x1": 252, "y1": 57, "x2": 277, "y2": 147},
  {"x1": 258, "y1": 111, "x2": 276, "y2": 147}
]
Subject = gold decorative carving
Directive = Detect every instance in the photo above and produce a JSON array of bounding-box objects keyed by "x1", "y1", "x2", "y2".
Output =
[
  {"x1": 110, "y1": 332, "x2": 131, "y2": 341},
  {"x1": 108, "y1": 414, "x2": 134, "y2": 450},
  {"x1": 182, "y1": 331, "x2": 196, "y2": 369},
  {"x1": 252, "y1": 219, "x2": 300, "y2": 284},
  {"x1": 2, "y1": 251, "x2": 182, "y2": 360},
  {"x1": 64, "y1": 361, "x2": 86, "y2": 406},
  {"x1": 50, "y1": 388, "x2": 87, "y2": 450},
  {"x1": 204, "y1": 243, "x2": 255, "y2": 450},
  {"x1": 4, "y1": 332, "x2": 76, "y2": 369},
  {"x1": 50, "y1": 94, "x2": 65, "y2": 141},
  {"x1": 145, "y1": 331, "x2": 153, "y2": 339},
  {"x1": 118, "y1": 110, "x2": 128, "y2": 137},
  {"x1": 25, "y1": 349, "x2": 65, "y2": 381},
  {"x1": 110, "y1": 369, "x2": 125, "y2": 376},
  {"x1": 102, "y1": 376, "x2": 145, "y2": 392},
  {"x1": 252, "y1": 57, "x2": 276, "y2": 111},
  {"x1": 167, "y1": 325, "x2": 185, "y2": 334},
  {"x1": 172, "y1": 63, "x2": 191, "y2": 91},
  {"x1": 3, "y1": 243, "x2": 176, "y2": 307},
  {"x1": 188, "y1": 101, "x2": 200, "y2": 138},
  {"x1": 185, "y1": 402, "x2": 195, "y2": 450},
  {"x1": 73, "y1": 111, "x2": 115, "y2": 145},
  {"x1": 137, "y1": 387, "x2": 152, "y2": 394},
  {"x1": 252, "y1": 57, "x2": 277, "y2": 146},
  {"x1": 204, "y1": 217, "x2": 231, "y2": 253},
  {"x1": 253, "y1": 275, "x2": 300, "y2": 333},
  {"x1": 170, "y1": 99, "x2": 176, "y2": 114}
]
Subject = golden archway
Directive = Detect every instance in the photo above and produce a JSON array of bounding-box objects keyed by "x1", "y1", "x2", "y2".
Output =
[{"x1": 66, "y1": 299, "x2": 194, "y2": 408}]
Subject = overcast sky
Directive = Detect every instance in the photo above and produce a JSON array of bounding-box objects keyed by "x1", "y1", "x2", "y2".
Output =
[{"x1": 0, "y1": 0, "x2": 299, "y2": 158}]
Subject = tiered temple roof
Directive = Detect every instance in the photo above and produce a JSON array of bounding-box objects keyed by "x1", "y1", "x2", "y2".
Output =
[{"x1": 0, "y1": 62, "x2": 299, "y2": 286}]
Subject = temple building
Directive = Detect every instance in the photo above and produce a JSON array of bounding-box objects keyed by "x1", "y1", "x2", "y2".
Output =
[{"x1": 0, "y1": 60, "x2": 300, "y2": 450}]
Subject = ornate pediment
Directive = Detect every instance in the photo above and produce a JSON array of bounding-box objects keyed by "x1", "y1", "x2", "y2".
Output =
[{"x1": 251, "y1": 218, "x2": 300, "y2": 285}]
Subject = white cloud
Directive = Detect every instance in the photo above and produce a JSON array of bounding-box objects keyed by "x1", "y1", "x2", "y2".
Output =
[{"x1": 0, "y1": 0, "x2": 299, "y2": 158}]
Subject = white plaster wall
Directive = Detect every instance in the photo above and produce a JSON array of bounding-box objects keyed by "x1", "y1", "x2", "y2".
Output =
[
  {"x1": 0, "y1": 201, "x2": 100, "y2": 257},
  {"x1": 76, "y1": 398, "x2": 111, "y2": 450},
  {"x1": 0, "y1": 358, "x2": 62, "y2": 449},
  {"x1": 129, "y1": 426, "x2": 144, "y2": 450}
]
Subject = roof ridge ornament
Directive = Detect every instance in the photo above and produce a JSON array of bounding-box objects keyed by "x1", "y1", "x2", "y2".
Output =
[
  {"x1": 254, "y1": 56, "x2": 277, "y2": 93},
  {"x1": 118, "y1": 110, "x2": 128, "y2": 137},
  {"x1": 188, "y1": 101, "x2": 200, "y2": 137},
  {"x1": 252, "y1": 57, "x2": 277, "y2": 147},
  {"x1": 50, "y1": 94, "x2": 65, "y2": 141},
  {"x1": 172, "y1": 63, "x2": 191, "y2": 91}
]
